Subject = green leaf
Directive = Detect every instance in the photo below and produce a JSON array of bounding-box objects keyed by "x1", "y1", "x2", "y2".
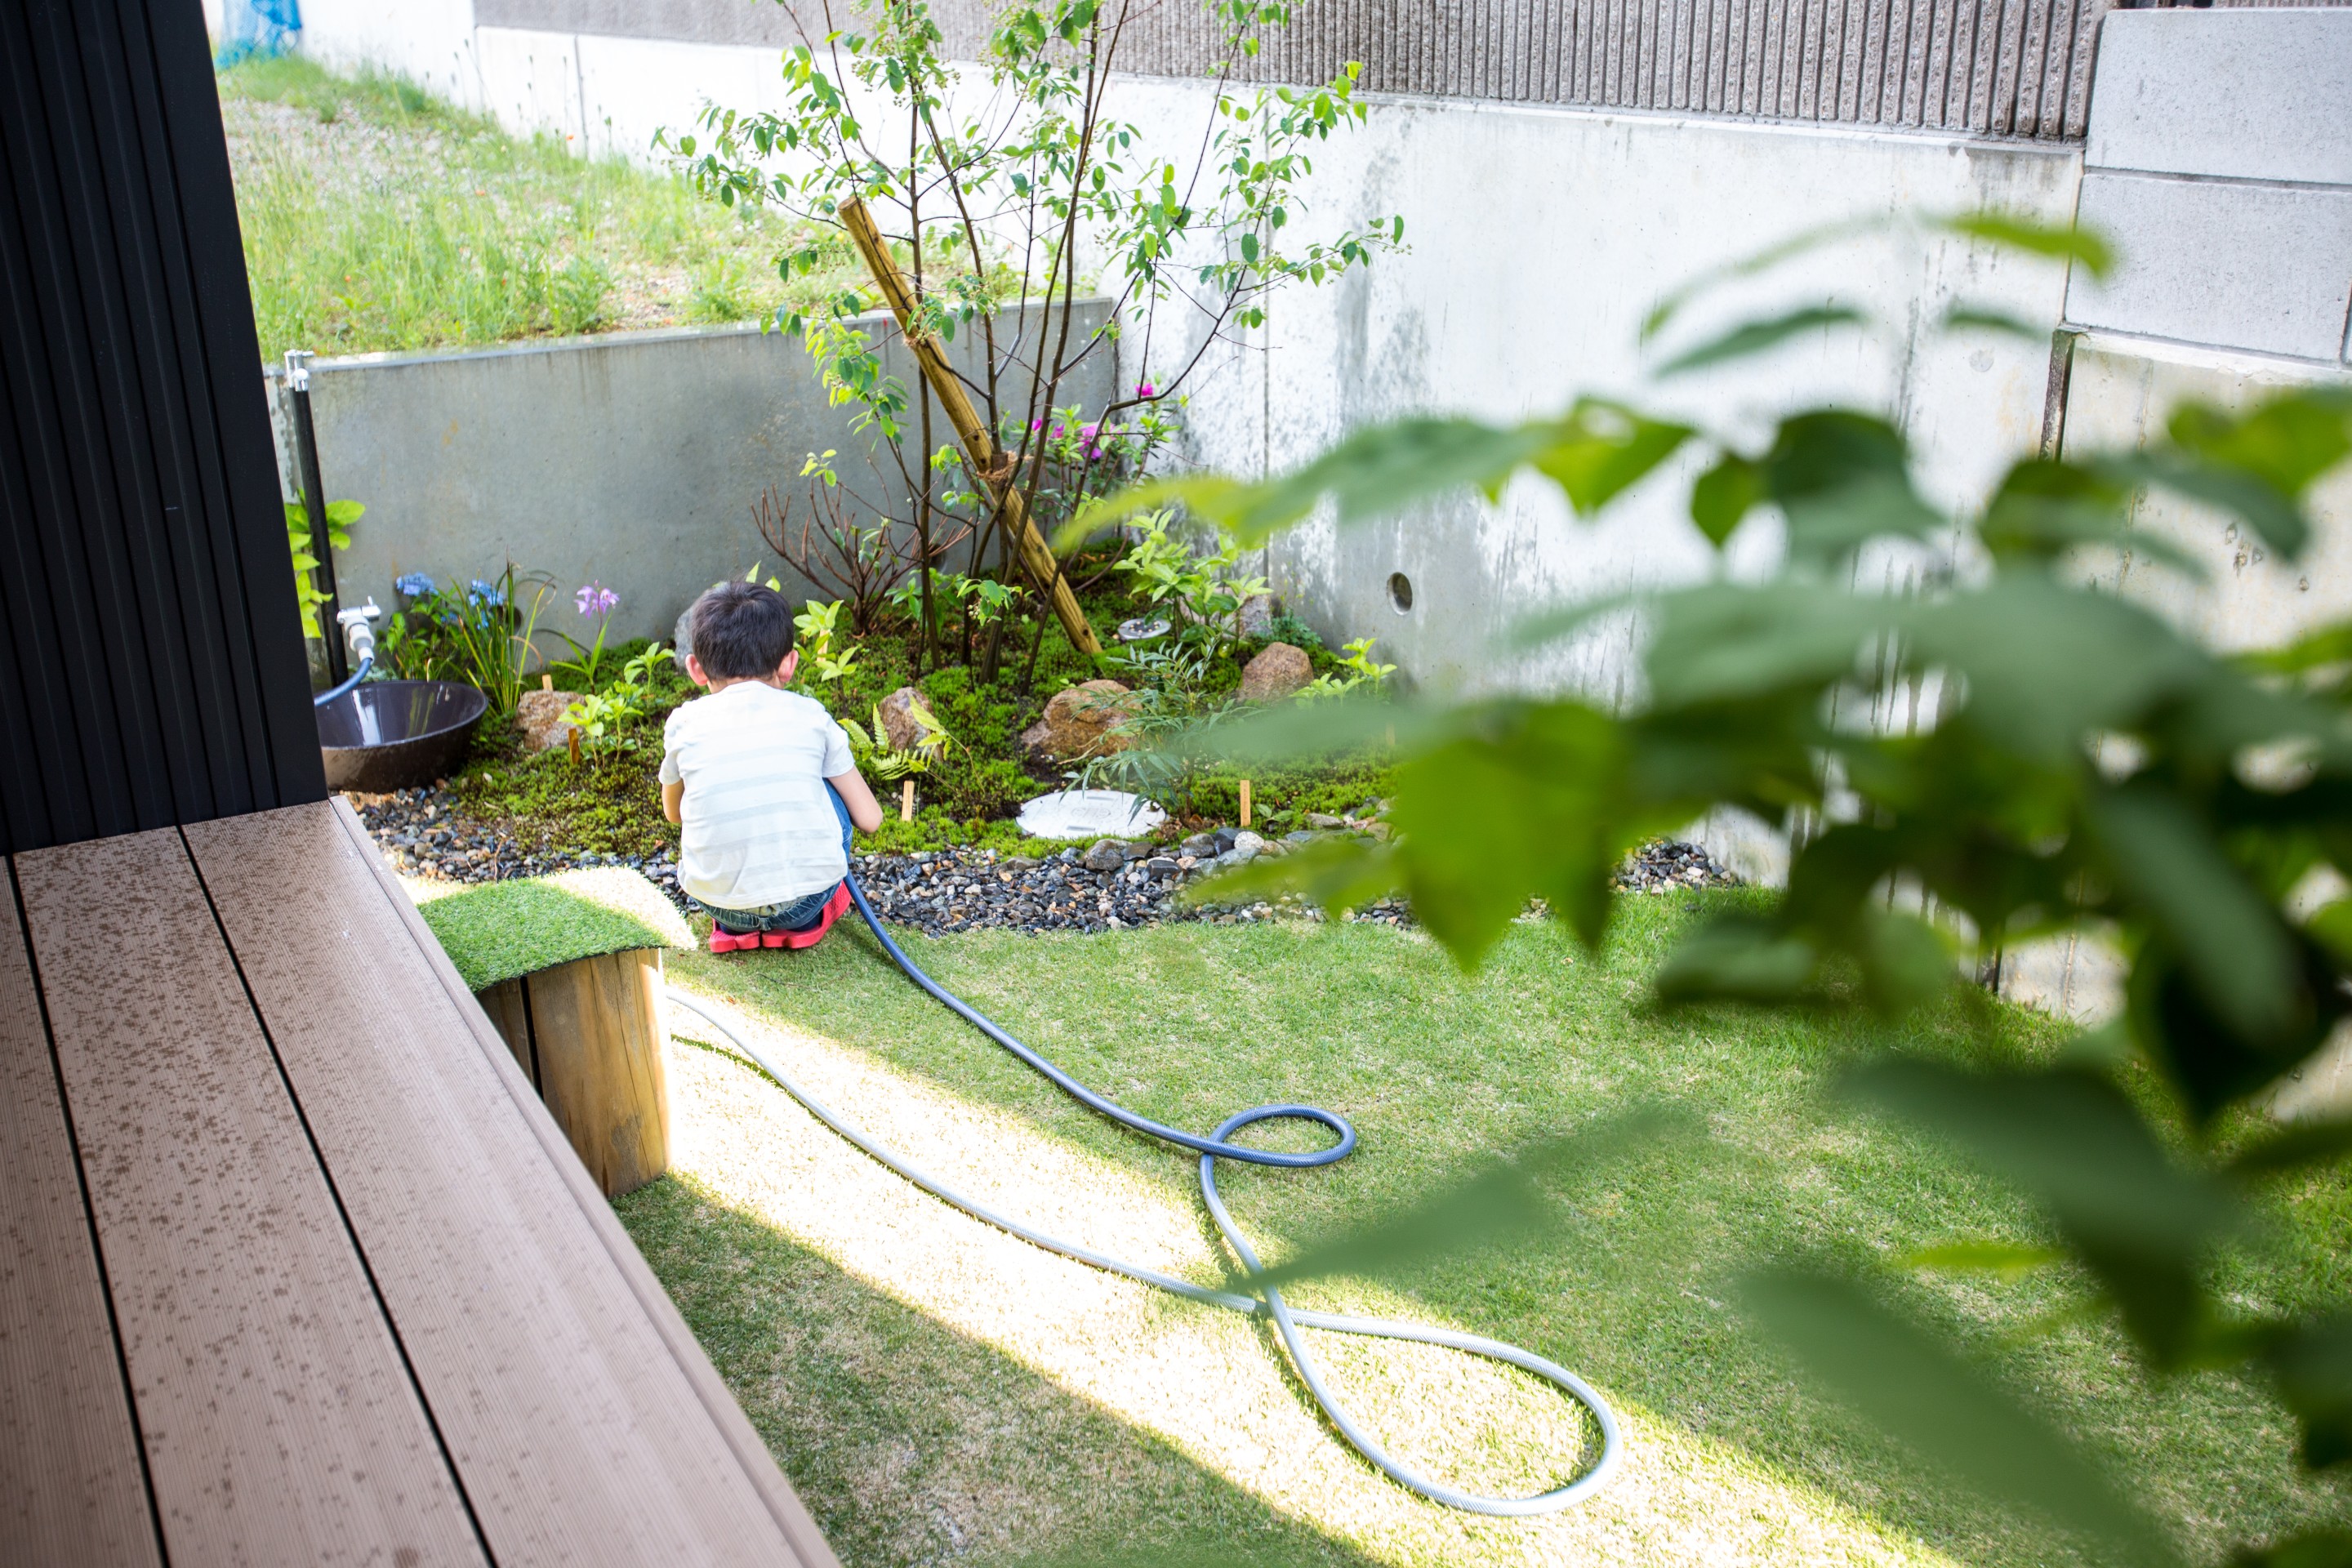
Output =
[
  {"x1": 1073, "y1": 416, "x2": 1556, "y2": 550},
  {"x1": 1654, "y1": 304, "x2": 1866, "y2": 378},
  {"x1": 1530, "y1": 398, "x2": 1692, "y2": 515},
  {"x1": 1655, "y1": 913, "x2": 1820, "y2": 1003},
  {"x1": 1851, "y1": 1060, "x2": 2241, "y2": 1363},
  {"x1": 1386, "y1": 701, "x2": 1637, "y2": 960},
  {"x1": 1904, "y1": 573, "x2": 2210, "y2": 761},
  {"x1": 2172, "y1": 388, "x2": 2352, "y2": 501},
  {"x1": 1940, "y1": 213, "x2": 2113, "y2": 279},
  {"x1": 1744, "y1": 1271, "x2": 2171, "y2": 1557},
  {"x1": 1186, "y1": 835, "x2": 1397, "y2": 916},
  {"x1": 1642, "y1": 581, "x2": 1887, "y2": 707},
  {"x1": 2100, "y1": 449, "x2": 2313, "y2": 561},
  {"x1": 2127, "y1": 931, "x2": 2351, "y2": 1126},
  {"x1": 2227, "y1": 1117, "x2": 2352, "y2": 1178},
  {"x1": 2265, "y1": 1315, "x2": 2352, "y2": 1471},
  {"x1": 1638, "y1": 214, "x2": 1884, "y2": 343},
  {"x1": 323, "y1": 498, "x2": 365, "y2": 528},
  {"x1": 1940, "y1": 303, "x2": 2047, "y2": 340},
  {"x1": 1762, "y1": 412, "x2": 1942, "y2": 568},
  {"x1": 2091, "y1": 782, "x2": 2300, "y2": 1047},
  {"x1": 1689, "y1": 453, "x2": 1764, "y2": 546},
  {"x1": 2234, "y1": 1530, "x2": 2352, "y2": 1568},
  {"x1": 1246, "y1": 1110, "x2": 1690, "y2": 1291}
]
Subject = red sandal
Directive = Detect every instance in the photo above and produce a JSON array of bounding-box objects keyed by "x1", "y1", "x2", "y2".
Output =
[{"x1": 764, "y1": 881, "x2": 853, "y2": 950}]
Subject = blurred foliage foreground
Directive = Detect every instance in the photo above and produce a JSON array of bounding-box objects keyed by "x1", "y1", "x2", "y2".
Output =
[{"x1": 1080, "y1": 216, "x2": 2352, "y2": 1564}]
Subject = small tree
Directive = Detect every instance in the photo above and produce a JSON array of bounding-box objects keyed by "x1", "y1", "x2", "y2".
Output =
[
  {"x1": 662, "y1": 0, "x2": 1401, "y2": 681},
  {"x1": 1107, "y1": 216, "x2": 2352, "y2": 1560}
]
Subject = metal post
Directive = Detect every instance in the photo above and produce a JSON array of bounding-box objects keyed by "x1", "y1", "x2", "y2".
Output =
[{"x1": 283, "y1": 350, "x2": 345, "y2": 685}]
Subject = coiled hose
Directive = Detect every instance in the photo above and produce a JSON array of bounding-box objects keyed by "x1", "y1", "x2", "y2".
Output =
[{"x1": 664, "y1": 873, "x2": 1622, "y2": 1516}]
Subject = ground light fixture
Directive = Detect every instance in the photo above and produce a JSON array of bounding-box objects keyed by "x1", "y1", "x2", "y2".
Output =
[{"x1": 670, "y1": 875, "x2": 1623, "y2": 1515}]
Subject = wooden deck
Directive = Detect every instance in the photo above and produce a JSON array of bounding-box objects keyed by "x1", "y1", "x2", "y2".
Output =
[{"x1": 2, "y1": 799, "x2": 838, "y2": 1567}]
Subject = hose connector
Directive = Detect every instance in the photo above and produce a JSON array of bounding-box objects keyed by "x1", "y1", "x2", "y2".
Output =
[{"x1": 336, "y1": 599, "x2": 381, "y2": 666}]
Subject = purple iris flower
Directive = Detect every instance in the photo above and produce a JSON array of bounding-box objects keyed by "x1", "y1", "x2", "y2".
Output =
[{"x1": 577, "y1": 581, "x2": 619, "y2": 618}]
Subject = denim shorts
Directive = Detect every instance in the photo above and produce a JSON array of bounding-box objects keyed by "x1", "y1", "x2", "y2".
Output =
[{"x1": 693, "y1": 782, "x2": 854, "y2": 936}]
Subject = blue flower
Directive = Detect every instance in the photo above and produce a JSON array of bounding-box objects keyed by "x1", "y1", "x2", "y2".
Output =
[
  {"x1": 466, "y1": 578, "x2": 506, "y2": 608},
  {"x1": 394, "y1": 572, "x2": 436, "y2": 599}
]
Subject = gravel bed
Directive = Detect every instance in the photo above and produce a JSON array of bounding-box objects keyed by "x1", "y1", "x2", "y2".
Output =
[{"x1": 350, "y1": 786, "x2": 1733, "y2": 938}]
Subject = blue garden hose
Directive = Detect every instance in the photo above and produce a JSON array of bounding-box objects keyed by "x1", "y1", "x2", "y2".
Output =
[{"x1": 665, "y1": 873, "x2": 1624, "y2": 1517}]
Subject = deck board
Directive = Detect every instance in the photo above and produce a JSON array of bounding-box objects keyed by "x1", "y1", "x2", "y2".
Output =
[
  {"x1": 15, "y1": 831, "x2": 488, "y2": 1568},
  {"x1": 0, "y1": 864, "x2": 163, "y2": 1568},
  {"x1": 185, "y1": 801, "x2": 835, "y2": 1567}
]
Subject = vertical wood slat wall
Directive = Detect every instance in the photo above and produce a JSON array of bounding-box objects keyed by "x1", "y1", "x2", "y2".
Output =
[
  {"x1": 1014, "y1": 0, "x2": 2109, "y2": 139},
  {"x1": 0, "y1": 0, "x2": 323, "y2": 857}
]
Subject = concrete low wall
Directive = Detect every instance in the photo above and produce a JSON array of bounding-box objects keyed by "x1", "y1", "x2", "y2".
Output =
[{"x1": 274, "y1": 304, "x2": 1113, "y2": 651}]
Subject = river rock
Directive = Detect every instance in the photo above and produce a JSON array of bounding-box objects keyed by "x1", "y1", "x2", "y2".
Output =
[
  {"x1": 1239, "y1": 642, "x2": 1312, "y2": 702},
  {"x1": 877, "y1": 686, "x2": 936, "y2": 752},
  {"x1": 1019, "y1": 679, "x2": 1136, "y2": 759},
  {"x1": 1080, "y1": 838, "x2": 1130, "y2": 872},
  {"x1": 515, "y1": 688, "x2": 581, "y2": 752}
]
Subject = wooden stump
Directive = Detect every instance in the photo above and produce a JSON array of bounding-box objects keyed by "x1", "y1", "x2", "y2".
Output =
[{"x1": 478, "y1": 949, "x2": 670, "y2": 1197}]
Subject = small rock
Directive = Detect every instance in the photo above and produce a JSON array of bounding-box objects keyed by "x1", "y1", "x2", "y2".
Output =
[
  {"x1": 1178, "y1": 832, "x2": 1218, "y2": 858},
  {"x1": 514, "y1": 688, "x2": 581, "y2": 753},
  {"x1": 1238, "y1": 591, "x2": 1279, "y2": 639},
  {"x1": 1080, "y1": 838, "x2": 1129, "y2": 872},
  {"x1": 1304, "y1": 812, "x2": 1343, "y2": 830},
  {"x1": 1285, "y1": 830, "x2": 1318, "y2": 844},
  {"x1": 1213, "y1": 826, "x2": 1239, "y2": 853},
  {"x1": 876, "y1": 686, "x2": 939, "y2": 753},
  {"x1": 1018, "y1": 679, "x2": 1138, "y2": 760},
  {"x1": 1232, "y1": 830, "x2": 1266, "y2": 856},
  {"x1": 1238, "y1": 642, "x2": 1313, "y2": 702},
  {"x1": 1145, "y1": 857, "x2": 1179, "y2": 875}
]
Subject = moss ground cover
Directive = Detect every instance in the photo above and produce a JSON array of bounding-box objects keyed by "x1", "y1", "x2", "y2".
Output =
[
  {"x1": 439, "y1": 574, "x2": 1388, "y2": 863},
  {"x1": 618, "y1": 894, "x2": 2350, "y2": 1567}
]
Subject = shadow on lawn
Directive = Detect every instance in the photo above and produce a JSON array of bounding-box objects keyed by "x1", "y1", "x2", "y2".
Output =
[
  {"x1": 617, "y1": 1174, "x2": 1379, "y2": 1568},
  {"x1": 662, "y1": 906, "x2": 2323, "y2": 1568}
]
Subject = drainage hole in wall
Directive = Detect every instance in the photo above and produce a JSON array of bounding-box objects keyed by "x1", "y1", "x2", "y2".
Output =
[{"x1": 1388, "y1": 572, "x2": 1414, "y2": 613}]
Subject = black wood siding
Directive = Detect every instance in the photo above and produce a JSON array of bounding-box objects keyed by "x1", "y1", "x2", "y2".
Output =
[{"x1": 0, "y1": 0, "x2": 322, "y2": 855}]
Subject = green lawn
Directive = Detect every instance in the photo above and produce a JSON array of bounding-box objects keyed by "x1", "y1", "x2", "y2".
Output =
[
  {"x1": 217, "y1": 56, "x2": 861, "y2": 363},
  {"x1": 617, "y1": 893, "x2": 2350, "y2": 1566}
]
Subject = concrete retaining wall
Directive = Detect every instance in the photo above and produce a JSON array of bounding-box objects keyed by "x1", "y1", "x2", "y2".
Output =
[{"x1": 274, "y1": 305, "x2": 1114, "y2": 649}]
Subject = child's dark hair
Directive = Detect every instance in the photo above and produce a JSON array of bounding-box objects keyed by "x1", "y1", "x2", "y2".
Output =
[{"x1": 690, "y1": 581, "x2": 794, "y2": 679}]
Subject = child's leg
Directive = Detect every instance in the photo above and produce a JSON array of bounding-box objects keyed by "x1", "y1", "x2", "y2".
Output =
[{"x1": 824, "y1": 781, "x2": 854, "y2": 861}]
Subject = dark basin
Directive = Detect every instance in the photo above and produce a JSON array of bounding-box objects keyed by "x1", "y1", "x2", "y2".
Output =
[{"x1": 316, "y1": 680, "x2": 489, "y2": 791}]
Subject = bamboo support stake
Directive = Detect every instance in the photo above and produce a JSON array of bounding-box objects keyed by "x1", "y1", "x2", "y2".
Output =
[
  {"x1": 837, "y1": 198, "x2": 1102, "y2": 658},
  {"x1": 901, "y1": 779, "x2": 916, "y2": 822},
  {"x1": 1239, "y1": 779, "x2": 1252, "y2": 828}
]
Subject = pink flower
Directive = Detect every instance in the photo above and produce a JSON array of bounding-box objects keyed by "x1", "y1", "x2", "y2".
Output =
[
  {"x1": 576, "y1": 581, "x2": 618, "y2": 618},
  {"x1": 1135, "y1": 381, "x2": 1156, "y2": 399}
]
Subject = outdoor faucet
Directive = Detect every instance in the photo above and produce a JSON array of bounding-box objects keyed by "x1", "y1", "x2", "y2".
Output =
[
  {"x1": 315, "y1": 600, "x2": 382, "y2": 708},
  {"x1": 336, "y1": 599, "x2": 382, "y2": 666}
]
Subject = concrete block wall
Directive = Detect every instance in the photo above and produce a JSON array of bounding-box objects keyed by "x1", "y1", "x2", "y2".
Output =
[
  {"x1": 271, "y1": 305, "x2": 1114, "y2": 653},
  {"x1": 2065, "y1": 10, "x2": 2352, "y2": 365}
]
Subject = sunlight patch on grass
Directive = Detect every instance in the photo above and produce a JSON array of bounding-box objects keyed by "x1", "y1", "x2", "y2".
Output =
[{"x1": 659, "y1": 983, "x2": 1964, "y2": 1567}]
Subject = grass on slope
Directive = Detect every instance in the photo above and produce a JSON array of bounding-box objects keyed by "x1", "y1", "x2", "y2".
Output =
[
  {"x1": 620, "y1": 893, "x2": 2351, "y2": 1567},
  {"x1": 216, "y1": 56, "x2": 864, "y2": 362}
]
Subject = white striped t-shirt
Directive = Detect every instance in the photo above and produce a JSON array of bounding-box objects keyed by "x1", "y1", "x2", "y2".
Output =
[{"x1": 658, "y1": 681, "x2": 855, "y2": 908}]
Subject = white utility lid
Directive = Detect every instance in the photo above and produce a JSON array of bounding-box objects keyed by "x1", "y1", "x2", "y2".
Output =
[{"x1": 1015, "y1": 788, "x2": 1166, "y2": 840}]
